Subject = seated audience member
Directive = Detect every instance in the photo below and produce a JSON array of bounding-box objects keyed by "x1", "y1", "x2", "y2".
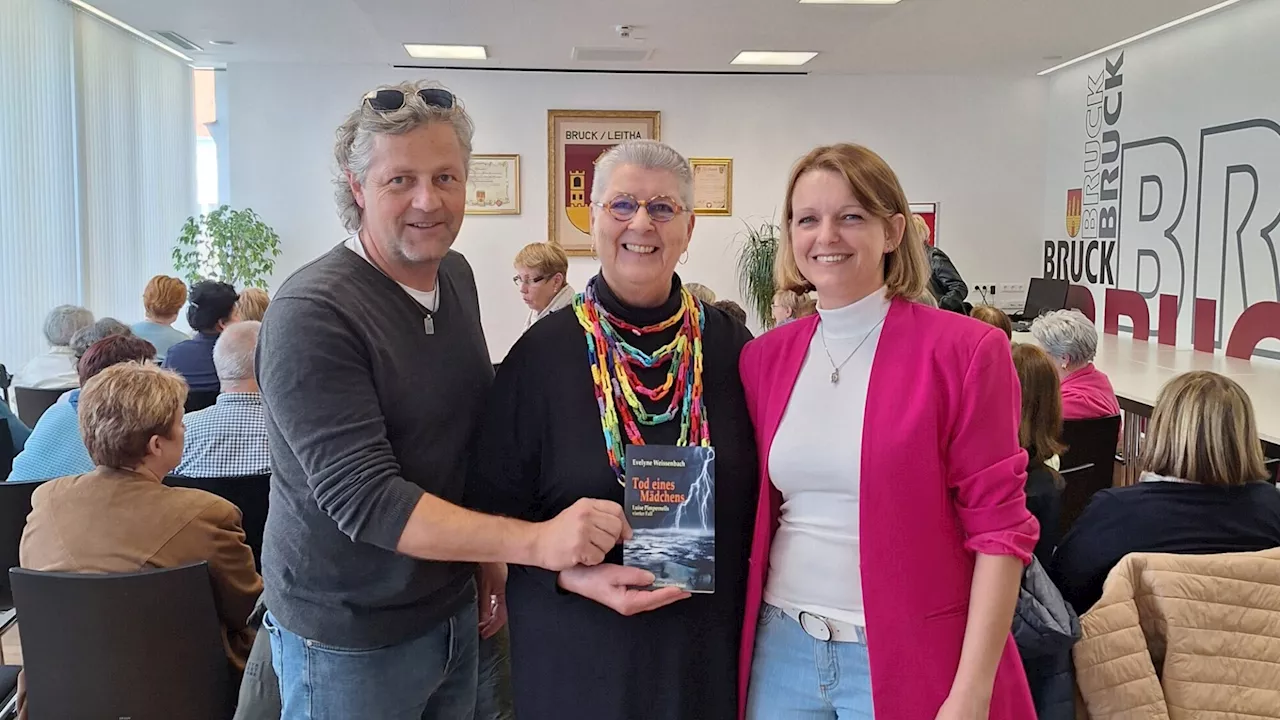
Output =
[
  {"x1": 14, "y1": 305, "x2": 94, "y2": 389},
  {"x1": 19, "y1": 362, "x2": 261, "y2": 674},
  {"x1": 915, "y1": 214, "x2": 969, "y2": 314},
  {"x1": 770, "y1": 288, "x2": 816, "y2": 326},
  {"x1": 1050, "y1": 371, "x2": 1280, "y2": 614},
  {"x1": 236, "y1": 288, "x2": 270, "y2": 323},
  {"x1": 1, "y1": 401, "x2": 30, "y2": 454},
  {"x1": 1030, "y1": 309, "x2": 1119, "y2": 420},
  {"x1": 71, "y1": 318, "x2": 133, "y2": 361},
  {"x1": 513, "y1": 242, "x2": 574, "y2": 333},
  {"x1": 713, "y1": 299, "x2": 749, "y2": 326},
  {"x1": 684, "y1": 282, "x2": 716, "y2": 304},
  {"x1": 8, "y1": 336, "x2": 156, "y2": 482},
  {"x1": 175, "y1": 322, "x2": 268, "y2": 478},
  {"x1": 132, "y1": 275, "x2": 190, "y2": 363},
  {"x1": 1012, "y1": 344, "x2": 1066, "y2": 565},
  {"x1": 972, "y1": 305, "x2": 1013, "y2": 340},
  {"x1": 165, "y1": 280, "x2": 240, "y2": 392}
]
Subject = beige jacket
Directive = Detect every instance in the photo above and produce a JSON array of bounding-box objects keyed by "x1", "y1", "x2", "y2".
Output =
[
  {"x1": 1073, "y1": 548, "x2": 1280, "y2": 719},
  {"x1": 20, "y1": 467, "x2": 263, "y2": 672}
]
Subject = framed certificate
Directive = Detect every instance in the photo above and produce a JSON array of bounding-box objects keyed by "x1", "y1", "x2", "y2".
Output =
[
  {"x1": 690, "y1": 158, "x2": 733, "y2": 216},
  {"x1": 466, "y1": 154, "x2": 521, "y2": 215},
  {"x1": 548, "y1": 110, "x2": 661, "y2": 256}
]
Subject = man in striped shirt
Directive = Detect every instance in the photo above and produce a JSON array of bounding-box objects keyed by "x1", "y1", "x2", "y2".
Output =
[{"x1": 176, "y1": 321, "x2": 269, "y2": 478}]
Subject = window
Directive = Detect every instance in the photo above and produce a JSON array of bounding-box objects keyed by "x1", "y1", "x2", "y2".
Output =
[{"x1": 195, "y1": 68, "x2": 219, "y2": 217}]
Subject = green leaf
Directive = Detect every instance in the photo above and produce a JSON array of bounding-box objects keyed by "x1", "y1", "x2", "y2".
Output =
[
  {"x1": 172, "y1": 206, "x2": 281, "y2": 289},
  {"x1": 734, "y1": 218, "x2": 781, "y2": 328}
]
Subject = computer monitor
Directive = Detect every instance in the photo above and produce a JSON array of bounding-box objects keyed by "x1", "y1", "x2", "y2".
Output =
[{"x1": 1020, "y1": 278, "x2": 1070, "y2": 320}]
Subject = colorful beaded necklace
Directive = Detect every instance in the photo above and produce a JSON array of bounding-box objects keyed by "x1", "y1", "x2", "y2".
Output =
[{"x1": 573, "y1": 280, "x2": 710, "y2": 486}]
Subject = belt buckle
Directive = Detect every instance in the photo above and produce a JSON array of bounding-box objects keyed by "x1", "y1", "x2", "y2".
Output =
[{"x1": 798, "y1": 611, "x2": 833, "y2": 642}]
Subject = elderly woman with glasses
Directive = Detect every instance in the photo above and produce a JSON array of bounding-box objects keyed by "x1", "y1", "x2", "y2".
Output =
[
  {"x1": 468, "y1": 139, "x2": 759, "y2": 720},
  {"x1": 512, "y1": 242, "x2": 575, "y2": 333}
]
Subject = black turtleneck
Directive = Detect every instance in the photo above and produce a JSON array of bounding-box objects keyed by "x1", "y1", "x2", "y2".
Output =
[{"x1": 467, "y1": 274, "x2": 758, "y2": 720}]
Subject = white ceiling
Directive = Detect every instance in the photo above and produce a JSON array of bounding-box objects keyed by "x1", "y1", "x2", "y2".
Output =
[{"x1": 93, "y1": 0, "x2": 1235, "y2": 75}]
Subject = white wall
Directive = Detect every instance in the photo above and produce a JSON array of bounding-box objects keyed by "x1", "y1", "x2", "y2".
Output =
[
  {"x1": 1040, "y1": 0, "x2": 1280, "y2": 356},
  {"x1": 227, "y1": 64, "x2": 1046, "y2": 359}
]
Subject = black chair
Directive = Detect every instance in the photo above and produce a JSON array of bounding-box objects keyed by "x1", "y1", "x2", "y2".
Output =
[
  {"x1": 184, "y1": 390, "x2": 220, "y2": 413},
  {"x1": 13, "y1": 388, "x2": 65, "y2": 429},
  {"x1": 0, "y1": 365, "x2": 11, "y2": 405},
  {"x1": 0, "y1": 480, "x2": 47, "y2": 637},
  {"x1": 11, "y1": 562, "x2": 234, "y2": 720},
  {"x1": 1058, "y1": 415, "x2": 1123, "y2": 537},
  {"x1": 0, "y1": 665, "x2": 21, "y2": 719},
  {"x1": 165, "y1": 474, "x2": 269, "y2": 571},
  {"x1": 0, "y1": 422, "x2": 13, "y2": 483}
]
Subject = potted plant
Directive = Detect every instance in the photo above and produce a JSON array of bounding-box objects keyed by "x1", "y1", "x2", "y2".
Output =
[
  {"x1": 735, "y1": 218, "x2": 781, "y2": 329},
  {"x1": 173, "y1": 205, "x2": 282, "y2": 287}
]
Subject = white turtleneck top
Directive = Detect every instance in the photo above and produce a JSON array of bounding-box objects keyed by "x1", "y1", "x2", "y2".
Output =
[{"x1": 764, "y1": 286, "x2": 891, "y2": 626}]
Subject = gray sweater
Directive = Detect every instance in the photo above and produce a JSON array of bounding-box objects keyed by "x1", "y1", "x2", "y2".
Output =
[{"x1": 257, "y1": 244, "x2": 492, "y2": 648}]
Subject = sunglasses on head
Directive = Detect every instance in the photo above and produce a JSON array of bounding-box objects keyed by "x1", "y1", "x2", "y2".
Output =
[
  {"x1": 593, "y1": 193, "x2": 686, "y2": 223},
  {"x1": 363, "y1": 88, "x2": 456, "y2": 113}
]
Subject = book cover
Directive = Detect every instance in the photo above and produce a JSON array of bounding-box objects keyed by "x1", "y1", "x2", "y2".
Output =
[{"x1": 623, "y1": 444, "x2": 716, "y2": 593}]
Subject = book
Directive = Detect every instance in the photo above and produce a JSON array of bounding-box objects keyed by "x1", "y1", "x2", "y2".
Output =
[{"x1": 623, "y1": 444, "x2": 716, "y2": 594}]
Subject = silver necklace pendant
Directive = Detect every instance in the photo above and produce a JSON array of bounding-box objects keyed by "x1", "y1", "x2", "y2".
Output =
[
  {"x1": 424, "y1": 316, "x2": 435, "y2": 335},
  {"x1": 820, "y1": 315, "x2": 886, "y2": 387}
]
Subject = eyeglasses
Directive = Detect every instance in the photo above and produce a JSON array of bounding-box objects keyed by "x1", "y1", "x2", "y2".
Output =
[
  {"x1": 363, "y1": 88, "x2": 456, "y2": 113},
  {"x1": 512, "y1": 275, "x2": 549, "y2": 288},
  {"x1": 592, "y1": 194, "x2": 686, "y2": 223}
]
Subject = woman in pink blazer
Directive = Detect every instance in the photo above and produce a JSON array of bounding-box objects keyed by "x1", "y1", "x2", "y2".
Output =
[{"x1": 738, "y1": 144, "x2": 1038, "y2": 720}]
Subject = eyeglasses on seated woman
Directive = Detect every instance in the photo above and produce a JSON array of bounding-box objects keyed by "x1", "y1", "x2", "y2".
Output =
[{"x1": 512, "y1": 242, "x2": 574, "y2": 334}]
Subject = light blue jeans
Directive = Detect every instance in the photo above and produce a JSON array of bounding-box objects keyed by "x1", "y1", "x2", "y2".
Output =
[
  {"x1": 746, "y1": 603, "x2": 875, "y2": 719},
  {"x1": 264, "y1": 597, "x2": 478, "y2": 720}
]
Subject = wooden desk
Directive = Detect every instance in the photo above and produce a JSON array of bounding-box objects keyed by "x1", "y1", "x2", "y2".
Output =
[{"x1": 1013, "y1": 332, "x2": 1280, "y2": 480}]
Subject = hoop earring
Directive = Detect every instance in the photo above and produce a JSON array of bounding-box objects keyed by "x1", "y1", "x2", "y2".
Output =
[{"x1": 679, "y1": 250, "x2": 689, "y2": 265}]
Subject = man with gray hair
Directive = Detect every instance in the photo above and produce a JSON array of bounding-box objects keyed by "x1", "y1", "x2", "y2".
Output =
[
  {"x1": 256, "y1": 80, "x2": 627, "y2": 718},
  {"x1": 175, "y1": 320, "x2": 269, "y2": 478},
  {"x1": 14, "y1": 305, "x2": 95, "y2": 389}
]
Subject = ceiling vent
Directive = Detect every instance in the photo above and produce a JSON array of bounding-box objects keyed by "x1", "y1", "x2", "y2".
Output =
[
  {"x1": 572, "y1": 47, "x2": 653, "y2": 63},
  {"x1": 153, "y1": 31, "x2": 203, "y2": 53}
]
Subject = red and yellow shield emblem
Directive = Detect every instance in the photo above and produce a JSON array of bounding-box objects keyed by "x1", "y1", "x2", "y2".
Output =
[
  {"x1": 564, "y1": 144, "x2": 613, "y2": 234},
  {"x1": 1065, "y1": 188, "x2": 1082, "y2": 238}
]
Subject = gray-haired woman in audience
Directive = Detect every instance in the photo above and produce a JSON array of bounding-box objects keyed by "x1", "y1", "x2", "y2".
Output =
[
  {"x1": 13, "y1": 305, "x2": 94, "y2": 389},
  {"x1": 70, "y1": 318, "x2": 132, "y2": 361},
  {"x1": 1029, "y1": 309, "x2": 1120, "y2": 421}
]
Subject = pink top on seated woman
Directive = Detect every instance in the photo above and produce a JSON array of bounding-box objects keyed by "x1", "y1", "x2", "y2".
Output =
[
  {"x1": 1030, "y1": 309, "x2": 1120, "y2": 420},
  {"x1": 738, "y1": 143, "x2": 1038, "y2": 720}
]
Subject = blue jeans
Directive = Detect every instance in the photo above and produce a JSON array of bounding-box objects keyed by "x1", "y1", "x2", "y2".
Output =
[
  {"x1": 746, "y1": 603, "x2": 875, "y2": 719},
  {"x1": 264, "y1": 597, "x2": 478, "y2": 720},
  {"x1": 475, "y1": 625, "x2": 513, "y2": 720}
]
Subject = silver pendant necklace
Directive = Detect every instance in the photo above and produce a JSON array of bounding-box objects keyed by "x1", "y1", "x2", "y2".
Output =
[
  {"x1": 418, "y1": 289, "x2": 441, "y2": 336},
  {"x1": 820, "y1": 316, "x2": 886, "y2": 384}
]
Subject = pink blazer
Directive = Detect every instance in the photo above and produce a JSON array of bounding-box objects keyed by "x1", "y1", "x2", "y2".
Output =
[
  {"x1": 1060, "y1": 363, "x2": 1121, "y2": 421},
  {"x1": 737, "y1": 298, "x2": 1038, "y2": 720}
]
